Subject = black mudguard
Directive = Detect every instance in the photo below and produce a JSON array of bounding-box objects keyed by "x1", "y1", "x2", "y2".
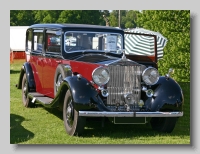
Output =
[
  {"x1": 60, "y1": 75, "x2": 109, "y2": 111},
  {"x1": 17, "y1": 62, "x2": 36, "y2": 92},
  {"x1": 144, "y1": 76, "x2": 184, "y2": 112}
]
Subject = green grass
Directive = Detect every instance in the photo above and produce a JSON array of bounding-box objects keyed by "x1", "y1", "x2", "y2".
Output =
[{"x1": 10, "y1": 60, "x2": 190, "y2": 144}]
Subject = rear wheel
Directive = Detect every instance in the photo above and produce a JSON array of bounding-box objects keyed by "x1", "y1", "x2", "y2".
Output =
[
  {"x1": 63, "y1": 90, "x2": 86, "y2": 136},
  {"x1": 150, "y1": 117, "x2": 178, "y2": 133},
  {"x1": 22, "y1": 73, "x2": 34, "y2": 108},
  {"x1": 54, "y1": 65, "x2": 66, "y2": 97}
]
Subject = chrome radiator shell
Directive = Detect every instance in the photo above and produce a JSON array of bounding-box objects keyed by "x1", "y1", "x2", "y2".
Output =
[{"x1": 106, "y1": 63, "x2": 142, "y2": 111}]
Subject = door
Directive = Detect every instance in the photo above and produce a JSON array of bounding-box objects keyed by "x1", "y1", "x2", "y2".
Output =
[
  {"x1": 30, "y1": 29, "x2": 44, "y2": 93},
  {"x1": 42, "y1": 29, "x2": 62, "y2": 98}
]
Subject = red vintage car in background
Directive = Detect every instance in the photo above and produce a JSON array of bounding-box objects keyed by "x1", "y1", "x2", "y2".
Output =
[{"x1": 17, "y1": 23, "x2": 183, "y2": 136}]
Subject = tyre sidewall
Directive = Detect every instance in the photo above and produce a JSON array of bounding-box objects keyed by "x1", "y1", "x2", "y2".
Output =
[
  {"x1": 22, "y1": 73, "x2": 33, "y2": 107},
  {"x1": 150, "y1": 117, "x2": 178, "y2": 133},
  {"x1": 63, "y1": 90, "x2": 85, "y2": 136}
]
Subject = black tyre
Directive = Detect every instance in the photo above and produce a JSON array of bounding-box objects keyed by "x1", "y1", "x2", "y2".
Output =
[
  {"x1": 63, "y1": 90, "x2": 86, "y2": 136},
  {"x1": 22, "y1": 73, "x2": 34, "y2": 108},
  {"x1": 54, "y1": 65, "x2": 66, "y2": 97},
  {"x1": 150, "y1": 117, "x2": 178, "y2": 133}
]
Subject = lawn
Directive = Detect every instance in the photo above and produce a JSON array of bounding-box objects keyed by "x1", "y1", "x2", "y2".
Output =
[{"x1": 10, "y1": 59, "x2": 190, "y2": 144}]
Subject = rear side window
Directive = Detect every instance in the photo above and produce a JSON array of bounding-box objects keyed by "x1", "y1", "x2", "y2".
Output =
[
  {"x1": 33, "y1": 29, "x2": 43, "y2": 52},
  {"x1": 26, "y1": 29, "x2": 32, "y2": 52},
  {"x1": 46, "y1": 30, "x2": 61, "y2": 53}
]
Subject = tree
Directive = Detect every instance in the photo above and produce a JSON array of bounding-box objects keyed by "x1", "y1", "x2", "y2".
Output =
[
  {"x1": 57, "y1": 10, "x2": 102, "y2": 24},
  {"x1": 99, "y1": 10, "x2": 110, "y2": 26},
  {"x1": 136, "y1": 10, "x2": 190, "y2": 82},
  {"x1": 124, "y1": 10, "x2": 140, "y2": 28},
  {"x1": 10, "y1": 10, "x2": 35, "y2": 26},
  {"x1": 10, "y1": 10, "x2": 105, "y2": 26},
  {"x1": 34, "y1": 10, "x2": 62, "y2": 23},
  {"x1": 109, "y1": 10, "x2": 127, "y2": 28}
]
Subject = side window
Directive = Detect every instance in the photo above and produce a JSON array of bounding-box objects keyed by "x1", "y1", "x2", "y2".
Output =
[
  {"x1": 33, "y1": 30, "x2": 43, "y2": 52},
  {"x1": 46, "y1": 30, "x2": 61, "y2": 53},
  {"x1": 26, "y1": 29, "x2": 32, "y2": 52}
]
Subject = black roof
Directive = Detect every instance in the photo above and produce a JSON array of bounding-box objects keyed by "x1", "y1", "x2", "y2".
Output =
[{"x1": 29, "y1": 23, "x2": 123, "y2": 31}]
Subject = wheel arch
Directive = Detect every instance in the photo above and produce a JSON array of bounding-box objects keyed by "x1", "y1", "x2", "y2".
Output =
[
  {"x1": 60, "y1": 75, "x2": 101, "y2": 111},
  {"x1": 54, "y1": 64, "x2": 73, "y2": 97},
  {"x1": 17, "y1": 65, "x2": 25, "y2": 89},
  {"x1": 145, "y1": 76, "x2": 184, "y2": 112},
  {"x1": 17, "y1": 62, "x2": 36, "y2": 92}
]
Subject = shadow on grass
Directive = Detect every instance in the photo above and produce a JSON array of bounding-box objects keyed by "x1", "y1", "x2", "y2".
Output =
[
  {"x1": 10, "y1": 114, "x2": 34, "y2": 144},
  {"x1": 10, "y1": 70, "x2": 21, "y2": 74},
  {"x1": 35, "y1": 105, "x2": 190, "y2": 139},
  {"x1": 34, "y1": 89, "x2": 190, "y2": 139},
  {"x1": 36, "y1": 104, "x2": 190, "y2": 139},
  {"x1": 36, "y1": 104, "x2": 63, "y2": 120},
  {"x1": 81, "y1": 117, "x2": 190, "y2": 139}
]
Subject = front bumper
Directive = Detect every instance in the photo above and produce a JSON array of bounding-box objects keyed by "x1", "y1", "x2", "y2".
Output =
[{"x1": 79, "y1": 111, "x2": 183, "y2": 117}]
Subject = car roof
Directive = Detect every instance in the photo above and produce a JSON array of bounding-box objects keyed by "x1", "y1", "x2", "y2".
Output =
[{"x1": 29, "y1": 23, "x2": 123, "y2": 31}]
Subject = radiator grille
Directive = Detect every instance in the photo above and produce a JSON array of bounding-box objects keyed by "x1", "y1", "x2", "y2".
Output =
[{"x1": 106, "y1": 65, "x2": 142, "y2": 111}]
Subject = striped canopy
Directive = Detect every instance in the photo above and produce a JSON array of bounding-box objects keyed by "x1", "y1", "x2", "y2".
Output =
[{"x1": 124, "y1": 28, "x2": 168, "y2": 59}]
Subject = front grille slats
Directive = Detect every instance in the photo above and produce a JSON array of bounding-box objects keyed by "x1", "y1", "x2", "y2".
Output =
[{"x1": 107, "y1": 65, "x2": 142, "y2": 111}]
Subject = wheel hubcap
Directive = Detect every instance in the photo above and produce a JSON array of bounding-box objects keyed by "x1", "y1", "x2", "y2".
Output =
[
  {"x1": 23, "y1": 80, "x2": 28, "y2": 99},
  {"x1": 23, "y1": 86, "x2": 27, "y2": 95},
  {"x1": 66, "y1": 100, "x2": 74, "y2": 127},
  {"x1": 55, "y1": 74, "x2": 62, "y2": 92}
]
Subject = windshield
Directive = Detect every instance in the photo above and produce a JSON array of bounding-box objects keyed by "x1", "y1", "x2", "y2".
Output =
[{"x1": 64, "y1": 31, "x2": 123, "y2": 54}]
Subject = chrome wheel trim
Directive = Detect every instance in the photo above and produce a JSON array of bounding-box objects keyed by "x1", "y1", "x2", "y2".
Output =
[
  {"x1": 55, "y1": 74, "x2": 62, "y2": 92},
  {"x1": 66, "y1": 100, "x2": 74, "y2": 127},
  {"x1": 23, "y1": 78, "x2": 28, "y2": 101}
]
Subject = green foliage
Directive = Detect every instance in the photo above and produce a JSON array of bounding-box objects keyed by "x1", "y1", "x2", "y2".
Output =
[
  {"x1": 124, "y1": 10, "x2": 140, "y2": 28},
  {"x1": 57, "y1": 10, "x2": 102, "y2": 24},
  {"x1": 99, "y1": 10, "x2": 110, "y2": 26},
  {"x1": 34, "y1": 10, "x2": 62, "y2": 23},
  {"x1": 10, "y1": 10, "x2": 35, "y2": 26},
  {"x1": 137, "y1": 10, "x2": 190, "y2": 82},
  {"x1": 109, "y1": 10, "x2": 128, "y2": 28},
  {"x1": 10, "y1": 10, "x2": 102, "y2": 26}
]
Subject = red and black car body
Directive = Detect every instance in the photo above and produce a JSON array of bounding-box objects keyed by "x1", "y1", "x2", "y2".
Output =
[{"x1": 17, "y1": 24, "x2": 183, "y2": 136}]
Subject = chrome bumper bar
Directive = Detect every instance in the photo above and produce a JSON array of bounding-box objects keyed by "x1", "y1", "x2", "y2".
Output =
[{"x1": 79, "y1": 111, "x2": 183, "y2": 117}]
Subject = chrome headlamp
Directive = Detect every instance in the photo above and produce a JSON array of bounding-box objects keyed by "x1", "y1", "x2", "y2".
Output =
[
  {"x1": 92, "y1": 67, "x2": 110, "y2": 86},
  {"x1": 142, "y1": 67, "x2": 159, "y2": 85}
]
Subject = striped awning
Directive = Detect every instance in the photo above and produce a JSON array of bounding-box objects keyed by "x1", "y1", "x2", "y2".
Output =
[{"x1": 124, "y1": 28, "x2": 168, "y2": 59}]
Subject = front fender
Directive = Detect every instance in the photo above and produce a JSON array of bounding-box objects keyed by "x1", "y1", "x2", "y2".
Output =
[
  {"x1": 61, "y1": 76, "x2": 108, "y2": 111},
  {"x1": 145, "y1": 76, "x2": 184, "y2": 112}
]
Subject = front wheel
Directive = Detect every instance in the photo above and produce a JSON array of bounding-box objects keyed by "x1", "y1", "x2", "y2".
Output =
[
  {"x1": 63, "y1": 90, "x2": 86, "y2": 136},
  {"x1": 150, "y1": 117, "x2": 178, "y2": 133}
]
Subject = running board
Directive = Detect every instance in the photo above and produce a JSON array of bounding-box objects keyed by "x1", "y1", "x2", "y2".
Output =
[{"x1": 28, "y1": 92, "x2": 53, "y2": 105}]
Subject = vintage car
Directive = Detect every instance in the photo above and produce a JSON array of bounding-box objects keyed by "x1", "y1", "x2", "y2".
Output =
[{"x1": 16, "y1": 23, "x2": 183, "y2": 136}]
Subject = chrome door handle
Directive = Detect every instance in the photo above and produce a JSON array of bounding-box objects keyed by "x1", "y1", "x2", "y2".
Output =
[{"x1": 56, "y1": 60, "x2": 61, "y2": 63}]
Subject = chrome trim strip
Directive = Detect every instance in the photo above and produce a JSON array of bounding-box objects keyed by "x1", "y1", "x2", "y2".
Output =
[
  {"x1": 104, "y1": 58, "x2": 122, "y2": 66},
  {"x1": 104, "y1": 58, "x2": 136, "y2": 66},
  {"x1": 79, "y1": 111, "x2": 183, "y2": 117}
]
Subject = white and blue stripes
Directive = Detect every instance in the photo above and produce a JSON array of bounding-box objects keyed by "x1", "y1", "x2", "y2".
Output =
[{"x1": 124, "y1": 28, "x2": 168, "y2": 59}]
